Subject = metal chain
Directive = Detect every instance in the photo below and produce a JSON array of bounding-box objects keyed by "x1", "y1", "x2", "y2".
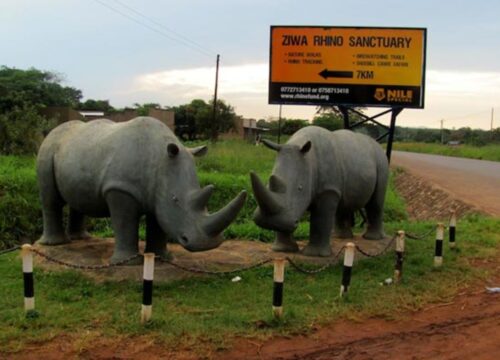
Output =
[
  {"x1": 0, "y1": 245, "x2": 21, "y2": 256},
  {"x1": 354, "y1": 233, "x2": 397, "y2": 258},
  {"x1": 285, "y1": 246, "x2": 346, "y2": 274},
  {"x1": 30, "y1": 248, "x2": 141, "y2": 270},
  {"x1": 161, "y1": 257, "x2": 273, "y2": 275},
  {"x1": 405, "y1": 227, "x2": 435, "y2": 240}
]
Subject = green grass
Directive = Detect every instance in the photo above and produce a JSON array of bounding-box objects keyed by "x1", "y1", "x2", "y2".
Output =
[
  {"x1": 393, "y1": 142, "x2": 500, "y2": 162},
  {"x1": 0, "y1": 216, "x2": 498, "y2": 354}
]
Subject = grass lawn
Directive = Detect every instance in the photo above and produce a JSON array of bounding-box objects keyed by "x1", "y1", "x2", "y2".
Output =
[
  {"x1": 0, "y1": 216, "x2": 498, "y2": 353},
  {"x1": 393, "y1": 142, "x2": 500, "y2": 162}
]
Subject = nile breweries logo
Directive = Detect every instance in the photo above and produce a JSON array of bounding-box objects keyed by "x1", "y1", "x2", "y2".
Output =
[{"x1": 374, "y1": 88, "x2": 413, "y2": 103}]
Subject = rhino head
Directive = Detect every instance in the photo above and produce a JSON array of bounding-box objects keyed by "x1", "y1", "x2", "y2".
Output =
[
  {"x1": 156, "y1": 142, "x2": 246, "y2": 251},
  {"x1": 251, "y1": 139, "x2": 313, "y2": 233}
]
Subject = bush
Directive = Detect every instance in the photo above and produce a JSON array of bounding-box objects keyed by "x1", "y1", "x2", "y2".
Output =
[{"x1": 0, "y1": 105, "x2": 56, "y2": 155}]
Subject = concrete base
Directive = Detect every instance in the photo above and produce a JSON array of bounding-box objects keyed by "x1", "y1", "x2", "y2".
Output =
[{"x1": 33, "y1": 234, "x2": 394, "y2": 283}]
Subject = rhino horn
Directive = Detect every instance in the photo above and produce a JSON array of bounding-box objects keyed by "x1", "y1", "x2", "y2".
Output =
[
  {"x1": 203, "y1": 190, "x2": 247, "y2": 236},
  {"x1": 190, "y1": 185, "x2": 214, "y2": 211},
  {"x1": 261, "y1": 139, "x2": 282, "y2": 152},
  {"x1": 250, "y1": 171, "x2": 282, "y2": 214}
]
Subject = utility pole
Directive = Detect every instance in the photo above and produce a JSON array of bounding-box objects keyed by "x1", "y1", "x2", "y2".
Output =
[
  {"x1": 211, "y1": 54, "x2": 220, "y2": 143},
  {"x1": 440, "y1": 119, "x2": 444, "y2": 144},
  {"x1": 491, "y1": 107, "x2": 495, "y2": 131},
  {"x1": 278, "y1": 105, "x2": 282, "y2": 144}
]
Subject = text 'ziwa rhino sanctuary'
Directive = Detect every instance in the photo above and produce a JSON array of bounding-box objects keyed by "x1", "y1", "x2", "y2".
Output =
[
  {"x1": 251, "y1": 126, "x2": 389, "y2": 257},
  {"x1": 37, "y1": 117, "x2": 246, "y2": 262}
]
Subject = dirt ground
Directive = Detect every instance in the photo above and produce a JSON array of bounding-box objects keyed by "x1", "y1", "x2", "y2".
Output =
[{"x1": 3, "y1": 165, "x2": 500, "y2": 359}]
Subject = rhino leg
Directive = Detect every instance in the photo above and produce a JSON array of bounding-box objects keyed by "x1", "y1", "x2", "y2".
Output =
[
  {"x1": 145, "y1": 215, "x2": 170, "y2": 260},
  {"x1": 302, "y1": 192, "x2": 339, "y2": 257},
  {"x1": 106, "y1": 191, "x2": 141, "y2": 264},
  {"x1": 67, "y1": 208, "x2": 91, "y2": 240},
  {"x1": 37, "y1": 156, "x2": 69, "y2": 246},
  {"x1": 363, "y1": 173, "x2": 387, "y2": 240},
  {"x1": 333, "y1": 206, "x2": 354, "y2": 239},
  {"x1": 272, "y1": 231, "x2": 299, "y2": 253}
]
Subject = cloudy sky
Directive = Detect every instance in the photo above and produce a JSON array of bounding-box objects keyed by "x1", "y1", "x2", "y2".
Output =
[{"x1": 1, "y1": 0, "x2": 499, "y2": 129}]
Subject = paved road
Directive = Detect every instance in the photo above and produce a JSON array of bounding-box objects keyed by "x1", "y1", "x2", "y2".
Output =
[{"x1": 391, "y1": 151, "x2": 500, "y2": 217}]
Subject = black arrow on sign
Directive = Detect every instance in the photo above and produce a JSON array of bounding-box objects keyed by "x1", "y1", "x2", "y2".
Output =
[{"x1": 319, "y1": 69, "x2": 354, "y2": 79}]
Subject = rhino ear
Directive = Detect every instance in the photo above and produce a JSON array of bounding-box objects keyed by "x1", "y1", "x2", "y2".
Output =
[
  {"x1": 189, "y1": 145, "x2": 208, "y2": 157},
  {"x1": 167, "y1": 143, "x2": 180, "y2": 158},
  {"x1": 300, "y1": 141, "x2": 312, "y2": 154}
]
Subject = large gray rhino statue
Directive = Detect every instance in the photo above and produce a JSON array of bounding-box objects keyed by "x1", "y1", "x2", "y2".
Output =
[
  {"x1": 37, "y1": 117, "x2": 246, "y2": 262},
  {"x1": 251, "y1": 126, "x2": 388, "y2": 257}
]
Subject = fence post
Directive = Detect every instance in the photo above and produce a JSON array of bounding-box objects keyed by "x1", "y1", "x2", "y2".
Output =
[
  {"x1": 434, "y1": 223, "x2": 445, "y2": 267},
  {"x1": 394, "y1": 231, "x2": 405, "y2": 283},
  {"x1": 449, "y1": 211, "x2": 457, "y2": 249},
  {"x1": 21, "y1": 244, "x2": 35, "y2": 312},
  {"x1": 340, "y1": 243, "x2": 355, "y2": 297},
  {"x1": 272, "y1": 258, "x2": 286, "y2": 319},
  {"x1": 141, "y1": 253, "x2": 155, "y2": 324}
]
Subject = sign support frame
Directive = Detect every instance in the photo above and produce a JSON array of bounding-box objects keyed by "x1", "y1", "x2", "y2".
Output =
[{"x1": 338, "y1": 105, "x2": 403, "y2": 162}]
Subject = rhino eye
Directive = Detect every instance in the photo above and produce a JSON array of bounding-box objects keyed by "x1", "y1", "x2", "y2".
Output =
[
  {"x1": 172, "y1": 194, "x2": 179, "y2": 203},
  {"x1": 298, "y1": 184, "x2": 303, "y2": 191}
]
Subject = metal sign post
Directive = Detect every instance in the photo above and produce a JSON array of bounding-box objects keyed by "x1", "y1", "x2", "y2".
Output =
[{"x1": 339, "y1": 105, "x2": 403, "y2": 162}]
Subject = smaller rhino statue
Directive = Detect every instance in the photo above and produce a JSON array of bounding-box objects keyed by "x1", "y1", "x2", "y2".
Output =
[
  {"x1": 251, "y1": 126, "x2": 388, "y2": 257},
  {"x1": 37, "y1": 117, "x2": 246, "y2": 262}
]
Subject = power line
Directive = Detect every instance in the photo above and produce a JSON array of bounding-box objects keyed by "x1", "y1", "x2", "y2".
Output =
[
  {"x1": 92, "y1": 0, "x2": 214, "y2": 58},
  {"x1": 111, "y1": 0, "x2": 216, "y2": 56}
]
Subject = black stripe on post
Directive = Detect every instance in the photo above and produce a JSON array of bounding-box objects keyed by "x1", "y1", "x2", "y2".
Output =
[
  {"x1": 449, "y1": 226, "x2": 456, "y2": 244},
  {"x1": 23, "y1": 272, "x2": 34, "y2": 298},
  {"x1": 142, "y1": 279, "x2": 153, "y2": 306},
  {"x1": 395, "y1": 251, "x2": 404, "y2": 273},
  {"x1": 273, "y1": 282, "x2": 284, "y2": 307},
  {"x1": 341, "y1": 265, "x2": 352, "y2": 291},
  {"x1": 435, "y1": 239, "x2": 443, "y2": 257}
]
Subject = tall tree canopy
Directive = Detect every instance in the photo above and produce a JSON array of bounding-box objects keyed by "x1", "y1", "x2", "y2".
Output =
[
  {"x1": 0, "y1": 66, "x2": 82, "y2": 154},
  {"x1": 0, "y1": 66, "x2": 82, "y2": 112}
]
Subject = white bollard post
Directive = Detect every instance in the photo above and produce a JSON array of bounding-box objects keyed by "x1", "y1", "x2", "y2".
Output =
[
  {"x1": 340, "y1": 243, "x2": 355, "y2": 297},
  {"x1": 394, "y1": 231, "x2": 405, "y2": 283},
  {"x1": 141, "y1": 253, "x2": 155, "y2": 324},
  {"x1": 21, "y1": 244, "x2": 35, "y2": 312},
  {"x1": 449, "y1": 211, "x2": 457, "y2": 249},
  {"x1": 434, "y1": 223, "x2": 445, "y2": 267},
  {"x1": 272, "y1": 258, "x2": 286, "y2": 319}
]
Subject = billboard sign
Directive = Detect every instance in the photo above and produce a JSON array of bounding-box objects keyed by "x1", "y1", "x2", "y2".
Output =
[{"x1": 269, "y1": 26, "x2": 427, "y2": 108}]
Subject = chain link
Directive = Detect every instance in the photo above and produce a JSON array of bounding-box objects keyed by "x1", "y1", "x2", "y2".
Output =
[
  {"x1": 30, "y1": 248, "x2": 141, "y2": 269},
  {"x1": 0, "y1": 245, "x2": 21, "y2": 256},
  {"x1": 405, "y1": 227, "x2": 435, "y2": 240},
  {"x1": 160, "y1": 257, "x2": 273, "y2": 275},
  {"x1": 285, "y1": 246, "x2": 346, "y2": 274},
  {"x1": 354, "y1": 233, "x2": 397, "y2": 258}
]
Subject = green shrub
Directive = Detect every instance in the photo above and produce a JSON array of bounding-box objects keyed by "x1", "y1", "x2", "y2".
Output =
[{"x1": 0, "y1": 105, "x2": 56, "y2": 155}]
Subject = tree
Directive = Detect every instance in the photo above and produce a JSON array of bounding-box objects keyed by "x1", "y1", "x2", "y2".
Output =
[
  {"x1": 77, "y1": 99, "x2": 116, "y2": 113},
  {"x1": 0, "y1": 66, "x2": 82, "y2": 112},
  {"x1": 0, "y1": 66, "x2": 82, "y2": 154},
  {"x1": 172, "y1": 99, "x2": 237, "y2": 140},
  {"x1": 133, "y1": 102, "x2": 162, "y2": 116},
  {"x1": 312, "y1": 113, "x2": 343, "y2": 131},
  {"x1": 281, "y1": 119, "x2": 308, "y2": 135},
  {"x1": 315, "y1": 105, "x2": 366, "y2": 127}
]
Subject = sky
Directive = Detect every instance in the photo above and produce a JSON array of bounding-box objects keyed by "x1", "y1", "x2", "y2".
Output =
[{"x1": 1, "y1": 0, "x2": 499, "y2": 130}]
